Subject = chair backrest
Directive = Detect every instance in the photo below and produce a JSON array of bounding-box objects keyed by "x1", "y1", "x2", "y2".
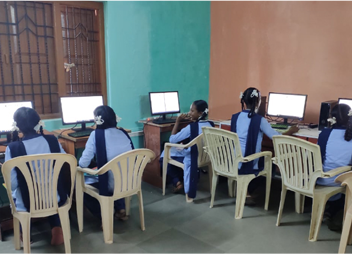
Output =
[
  {"x1": 1, "y1": 153, "x2": 77, "y2": 215},
  {"x1": 195, "y1": 134, "x2": 211, "y2": 168},
  {"x1": 97, "y1": 149, "x2": 155, "y2": 198},
  {"x1": 272, "y1": 135, "x2": 324, "y2": 194},
  {"x1": 202, "y1": 127, "x2": 243, "y2": 177}
]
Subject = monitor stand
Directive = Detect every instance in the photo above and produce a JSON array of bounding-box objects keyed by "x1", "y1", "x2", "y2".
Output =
[{"x1": 72, "y1": 123, "x2": 93, "y2": 133}]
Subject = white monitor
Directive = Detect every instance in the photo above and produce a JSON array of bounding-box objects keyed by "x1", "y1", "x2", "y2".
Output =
[
  {"x1": 0, "y1": 101, "x2": 33, "y2": 133},
  {"x1": 267, "y1": 93, "x2": 307, "y2": 122},
  {"x1": 338, "y1": 98, "x2": 352, "y2": 109},
  {"x1": 149, "y1": 91, "x2": 180, "y2": 115},
  {"x1": 60, "y1": 96, "x2": 104, "y2": 125}
]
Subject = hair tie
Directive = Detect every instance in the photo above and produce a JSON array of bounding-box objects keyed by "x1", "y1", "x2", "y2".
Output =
[
  {"x1": 327, "y1": 117, "x2": 337, "y2": 125},
  {"x1": 34, "y1": 120, "x2": 45, "y2": 132},
  {"x1": 95, "y1": 115, "x2": 104, "y2": 125},
  {"x1": 348, "y1": 110, "x2": 352, "y2": 117},
  {"x1": 204, "y1": 108, "x2": 209, "y2": 114},
  {"x1": 239, "y1": 92, "x2": 244, "y2": 99},
  {"x1": 250, "y1": 89, "x2": 259, "y2": 98},
  {"x1": 11, "y1": 121, "x2": 19, "y2": 132},
  {"x1": 116, "y1": 115, "x2": 122, "y2": 123}
]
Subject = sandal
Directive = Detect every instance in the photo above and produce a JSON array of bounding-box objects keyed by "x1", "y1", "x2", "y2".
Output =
[
  {"x1": 173, "y1": 182, "x2": 183, "y2": 193},
  {"x1": 114, "y1": 209, "x2": 129, "y2": 221}
]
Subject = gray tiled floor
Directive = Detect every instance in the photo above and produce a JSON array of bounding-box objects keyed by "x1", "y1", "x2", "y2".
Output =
[{"x1": 1, "y1": 174, "x2": 351, "y2": 253}]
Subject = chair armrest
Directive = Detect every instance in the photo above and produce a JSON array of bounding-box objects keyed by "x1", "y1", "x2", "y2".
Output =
[
  {"x1": 242, "y1": 151, "x2": 272, "y2": 162},
  {"x1": 164, "y1": 136, "x2": 200, "y2": 150},
  {"x1": 77, "y1": 166, "x2": 100, "y2": 175},
  {"x1": 322, "y1": 166, "x2": 352, "y2": 178}
]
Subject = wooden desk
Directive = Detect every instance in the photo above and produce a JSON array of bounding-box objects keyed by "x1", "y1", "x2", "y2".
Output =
[
  {"x1": 140, "y1": 120, "x2": 192, "y2": 188},
  {"x1": 52, "y1": 128, "x2": 131, "y2": 156}
]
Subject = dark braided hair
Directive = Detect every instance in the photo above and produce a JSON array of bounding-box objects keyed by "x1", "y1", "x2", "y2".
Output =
[
  {"x1": 12, "y1": 107, "x2": 44, "y2": 141},
  {"x1": 240, "y1": 87, "x2": 261, "y2": 118},
  {"x1": 330, "y1": 104, "x2": 352, "y2": 141},
  {"x1": 193, "y1": 100, "x2": 208, "y2": 122},
  {"x1": 94, "y1": 105, "x2": 117, "y2": 129}
]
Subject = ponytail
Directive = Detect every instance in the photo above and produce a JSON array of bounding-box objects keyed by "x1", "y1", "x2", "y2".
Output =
[
  {"x1": 345, "y1": 115, "x2": 352, "y2": 141},
  {"x1": 240, "y1": 87, "x2": 260, "y2": 118}
]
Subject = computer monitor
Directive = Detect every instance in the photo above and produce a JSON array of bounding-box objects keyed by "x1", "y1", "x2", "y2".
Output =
[
  {"x1": 149, "y1": 91, "x2": 180, "y2": 121},
  {"x1": 60, "y1": 95, "x2": 104, "y2": 131},
  {"x1": 0, "y1": 101, "x2": 33, "y2": 144},
  {"x1": 267, "y1": 92, "x2": 307, "y2": 124},
  {"x1": 338, "y1": 98, "x2": 352, "y2": 109}
]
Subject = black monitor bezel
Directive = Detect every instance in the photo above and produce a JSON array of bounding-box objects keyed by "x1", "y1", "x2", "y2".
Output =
[
  {"x1": 149, "y1": 91, "x2": 181, "y2": 116},
  {"x1": 60, "y1": 95, "x2": 104, "y2": 126},
  {"x1": 266, "y1": 92, "x2": 308, "y2": 121}
]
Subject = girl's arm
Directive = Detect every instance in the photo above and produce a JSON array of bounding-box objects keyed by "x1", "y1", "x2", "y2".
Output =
[
  {"x1": 5, "y1": 147, "x2": 18, "y2": 192},
  {"x1": 170, "y1": 125, "x2": 191, "y2": 144},
  {"x1": 78, "y1": 132, "x2": 96, "y2": 168}
]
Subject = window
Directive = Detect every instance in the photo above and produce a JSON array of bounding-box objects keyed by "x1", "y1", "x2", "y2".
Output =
[{"x1": 0, "y1": 1, "x2": 106, "y2": 117}]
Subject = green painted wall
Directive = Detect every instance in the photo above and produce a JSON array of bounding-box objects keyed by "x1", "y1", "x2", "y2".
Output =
[{"x1": 41, "y1": 1, "x2": 210, "y2": 148}]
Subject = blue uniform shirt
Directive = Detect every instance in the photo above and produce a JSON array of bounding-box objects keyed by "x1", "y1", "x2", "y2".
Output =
[
  {"x1": 5, "y1": 136, "x2": 66, "y2": 212},
  {"x1": 79, "y1": 128, "x2": 133, "y2": 192},
  {"x1": 235, "y1": 111, "x2": 280, "y2": 169}
]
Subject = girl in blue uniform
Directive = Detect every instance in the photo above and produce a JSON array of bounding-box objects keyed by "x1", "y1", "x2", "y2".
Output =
[
  {"x1": 231, "y1": 87, "x2": 298, "y2": 204},
  {"x1": 317, "y1": 104, "x2": 352, "y2": 230},
  {"x1": 79, "y1": 105, "x2": 134, "y2": 221},
  {"x1": 5, "y1": 107, "x2": 66, "y2": 245},
  {"x1": 162, "y1": 100, "x2": 214, "y2": 200}
]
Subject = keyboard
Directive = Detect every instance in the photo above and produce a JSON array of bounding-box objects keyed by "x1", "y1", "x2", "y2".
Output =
[
  {"x1": 271, "y1": 124, "x2": 288, "y2": 130},
  {"x1": 68, "y1": 129, "x2": 94, "y2": 138},
  {"x1": 152, "y1": 118, "x2": 190, "y2": 124}
]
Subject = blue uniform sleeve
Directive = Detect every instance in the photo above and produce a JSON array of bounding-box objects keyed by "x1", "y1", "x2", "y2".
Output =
[
  {"x1": 169, "y1": 125, "x2": 191, "y2": 144},
  {"x1": 5, "y1": 146, "x2": 18, "y2": 193},
  {"x1": 260, "y1": 118, "x2": 281, "y2": 140},
  {"x1": 79, "y1": 131, "x2": 96, "y2": 168}
]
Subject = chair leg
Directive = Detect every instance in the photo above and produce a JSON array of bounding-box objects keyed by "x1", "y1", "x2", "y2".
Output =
[
  {"x1": 339, "y1": 208, "x2": 352, "y2": 254},
  {"x1": 276, "y1": 186, "x2": 287, "y2": 226},
  {"x1": 264, "y1": 175, "x2": 272, "y2": 211},
  {"x1": 125, "y1": 196, "x2": 131, "y2": 216},
  {"x1": 58, "y1": 209, "x2": 71, "y2": 253},
  {"x1": 228, "y1": 179, "x2": 234, "y2": 198},
  {"x1": 210, "y1": 174, "x2": 219, "y2": 208},
  {"x1": 13, "y1": 217, "x2": 21, "y2": 250},
  {"x1": 235, "y1": 177, "x2": 252, "y2": 219},
  {"x1": 295, "y1": 193, "x2": 305, "y2": 214},
  {"x1": 309, "y1": 194, "x2": 328, "y2": 242},
  {"x1": 20, "y1": 215, "x2": 31, "y2": 253},
  {"x1": 344, "y1": 194, "x2": 352, "y2": 245},
  {"x1": 75, "y1": 175, "x2": 84, "y2": 233},
  {"x1": 137, "y1": 191, "x2": 145, "y2": 231},
  {"x1": 100, "y1": 198, "x2": 114, "y2": 244},
  {"x1": 208, "y1": 165, "x2": 213, "y2": 193},
  {"x1": 162, "y1": 158, "x2": 168, "y2": 196}
]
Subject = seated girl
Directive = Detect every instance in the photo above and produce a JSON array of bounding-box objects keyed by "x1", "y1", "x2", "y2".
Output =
[
  {"x1": 5, "y1": 107, "x2": 66, "y2": 245},
  {"x1": 160, "y1": 100, "x2": 214, "y2": 200},
  {"x1": 231, "y1": 87, "x2": 298, "y2": 205},
  {"x1": 79, "y1": 105, "x2": 134, "y2": 221},
  {"x1": 316, "y1": 103, "x2": 352, "y2": 230}
]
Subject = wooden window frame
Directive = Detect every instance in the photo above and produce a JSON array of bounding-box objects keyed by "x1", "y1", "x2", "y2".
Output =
[{"x1": 45, "y1": 1, "x2": 107, "y2": 119}]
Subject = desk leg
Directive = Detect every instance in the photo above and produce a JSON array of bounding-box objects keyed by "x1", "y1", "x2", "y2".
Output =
[{"x1": 143, "y1": 125, "x2": 162, "y2": 188}]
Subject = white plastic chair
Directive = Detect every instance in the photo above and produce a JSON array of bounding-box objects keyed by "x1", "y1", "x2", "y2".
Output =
[
  {"x1": 162, "y1": 133, "x2": 214, "y2": 203},
  {"x1": 272, "y1": 135, "x2": 351, "y2": 242},
  {"x1": 1, "y1": 153, "x2": 77, "y2": 253},
  {"x1": 202, "y1": 127, "x2": 272, "y2": 219},
  {"x1": 75, "y1": 149, "x2": 155, "y2": 244},
  {"x1": 335, "y1": 171, "x2": 352, "y2": 253}
]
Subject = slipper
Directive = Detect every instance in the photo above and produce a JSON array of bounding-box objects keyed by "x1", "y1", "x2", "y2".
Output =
[
  {"x1": 173, "y1": 182, "x2": 183, "y2": 193},
  {"x1": 245, "y1": 197, "x2": 256, "y2": 206},
  {"x1": 114, "y1": 209, "x2": 129, "y2": 221}
]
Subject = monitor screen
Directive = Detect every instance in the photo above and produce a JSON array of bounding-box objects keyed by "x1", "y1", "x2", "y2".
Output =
[
  {"x1": 60, "y1": 96, "x2": 104, "y2": 125},
  {"x1": 338, "y1": 98, "x2": 352, "y2": 109},
  {"x1": 0, "y1": 101, "x2": 33, "y2": 132},
  {"x1": 149, "y1": 91, "x2": 180, "y2": 115},
  {"x1": 267, "y1": 93, "x2": 307, "y2": 120}
]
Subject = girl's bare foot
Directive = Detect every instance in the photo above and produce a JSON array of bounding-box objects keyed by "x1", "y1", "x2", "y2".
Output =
[{"x1": 51, "y1": 227, "x2": 64, "y2": 245}]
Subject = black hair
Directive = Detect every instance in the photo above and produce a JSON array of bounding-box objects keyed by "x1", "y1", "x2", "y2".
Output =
[
  {"x1": 94, "y1": 105, "x2": 117, "y2": 129},
  {"x1": 331, "y1": 104, "x2": 352, "y2": 141},
  {"x1": 193, "y1": 100, "x2": 208, "y2": 121},
  {"x1": 240, "y1": 87, "x2": 261, "y2": 118},
  {"x1": 12, "y1": 107, "x2": 43, "y2": 141}
]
